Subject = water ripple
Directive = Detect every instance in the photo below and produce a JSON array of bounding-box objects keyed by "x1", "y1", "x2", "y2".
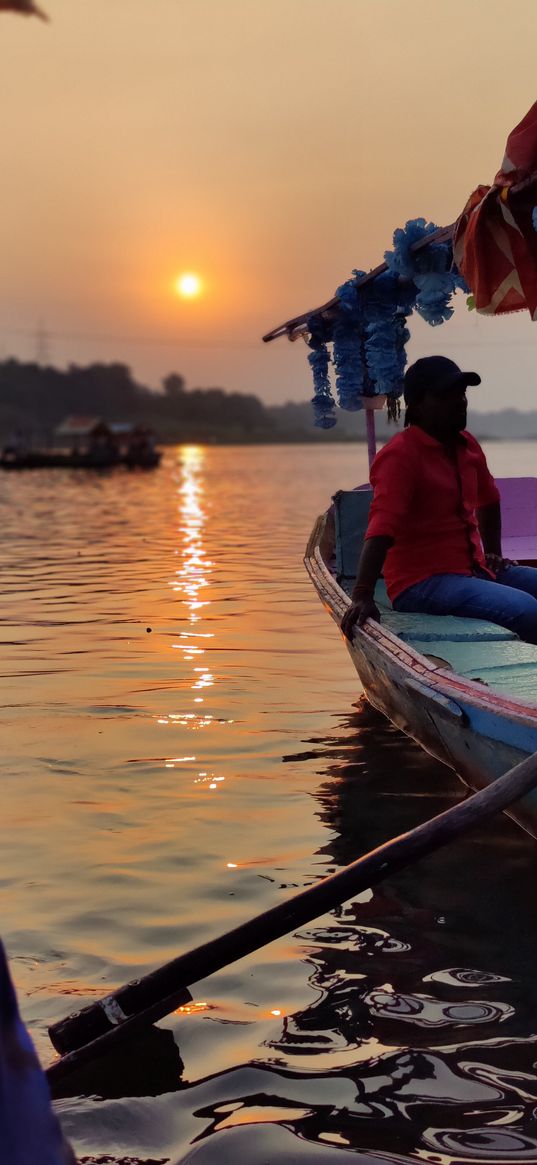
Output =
[
  {"x1": 2, "y1": 444, "x2": 537, "y2": 1163},
  {"x1": 363, "y1": 989, "x2": 514, "y2": 1028}
]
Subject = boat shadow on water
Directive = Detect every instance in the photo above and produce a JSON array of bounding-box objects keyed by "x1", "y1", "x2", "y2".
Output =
[
  {"x1": 57, "y1": 703, "x2": 537, "y2": 1164},
  {"x1": 268, "y1": 701, "x2": 537, "y2": 1161}
]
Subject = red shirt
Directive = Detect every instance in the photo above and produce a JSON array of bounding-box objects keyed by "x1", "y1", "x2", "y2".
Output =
[{"x1": 366, "y1": 425, "x2": 500, "y2": 602}]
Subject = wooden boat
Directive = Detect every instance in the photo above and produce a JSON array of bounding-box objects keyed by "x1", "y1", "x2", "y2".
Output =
[
  {"x1": 264, "y1": 105, "x2": 537, "y2": 839},
  {"x1": 305, "y1": 477, "x2": 537, "y2": 839},
  {"x1": 1, "y1": 417, "x2": 162, "y2": 470},
  {"x1": 0, "y1": 449, "x2": 161, "y2": 470}
]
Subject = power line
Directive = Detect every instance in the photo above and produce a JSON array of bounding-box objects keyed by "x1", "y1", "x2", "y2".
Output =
[
  {"x1": 3, "y1": 323, "x2": 536, "y2": 352},
  {"x1": 34, "y1": 319, "x2": 50, "y2": 364},
  {"x1": 2, "y1": 326, "x2": 264, "y2": 351}
]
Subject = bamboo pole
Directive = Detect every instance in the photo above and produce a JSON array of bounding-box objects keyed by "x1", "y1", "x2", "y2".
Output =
[
  {"x1": 46, "y1": 749, "x2": 537, "y2": 1083},
  {"x1": 365, "y1": 408, "x2": 377, "y2": 468},
  {"x1": 262, "y1": 225, "x2": 455, "y2": 343}
]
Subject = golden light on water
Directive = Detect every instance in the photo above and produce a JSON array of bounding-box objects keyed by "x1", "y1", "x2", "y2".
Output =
[
  {"x1": 173, "y1": 447, "x2": 211, "y2": 631},
  {"x1": 163, "y1": 445, "x2": 227, "y2": 796},
  {"x1": 175, "y1": 272, "x2": 202, "y2": 299},
  {"x1": 176, "y1": 1001, "x2": 209, "y2": 1016}
]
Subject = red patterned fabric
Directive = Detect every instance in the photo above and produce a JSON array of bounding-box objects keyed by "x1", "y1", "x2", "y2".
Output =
[{"x1": 454, "y1": 103, "x2": 537, "y2": 319}]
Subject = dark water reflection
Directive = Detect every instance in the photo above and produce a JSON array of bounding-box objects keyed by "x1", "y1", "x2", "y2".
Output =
[
  {"x1": 260, "y1": 702, "x2": 537, "y2": 1163},
  {"x1": 2, "y1": 444, "x2": 537, "y2": 1163}
]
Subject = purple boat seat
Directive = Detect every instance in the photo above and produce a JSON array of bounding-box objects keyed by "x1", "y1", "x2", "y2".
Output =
[
  {"x1": 497, "y1": 478, "x2": 537, "y2": 563},
  {"x1": 336, "y1": 477, "x2": 537, "y2": 566}
]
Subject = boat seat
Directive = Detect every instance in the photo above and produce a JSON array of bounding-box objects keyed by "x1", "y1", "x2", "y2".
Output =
[
  {"x1": 333, "y1": 486, "x2": 537, "y2": 701},
  {"x1": 333, "y1": 488, "x2": 517, "y2": 646},
  {"x1": 498, "y1": 477, "x2": 537, "y2": 563}
]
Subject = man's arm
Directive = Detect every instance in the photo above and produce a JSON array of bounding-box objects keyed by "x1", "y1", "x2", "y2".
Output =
[
  {"x1": 341, "y1": 535, "x2": 393, "y2": 639},
  {"x1": 340, "y1": 438, "x2": 417, "y2": 643},
  {"x1": 477, "y1": 500, "x2": 502, "y2": 568},
  {"x1": 473, "y1": 433, "x2": 502, "y2": 568},
  {"x1": 341, "y1": 435, "x2": 416, "y2": 640}
]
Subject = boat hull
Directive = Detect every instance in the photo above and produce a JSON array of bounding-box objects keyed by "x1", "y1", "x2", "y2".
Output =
[{"x1": 0, "y1": 451, "x2": 161, "y2": 470}]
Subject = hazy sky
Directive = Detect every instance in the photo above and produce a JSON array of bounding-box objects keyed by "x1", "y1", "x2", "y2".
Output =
[{"x1": 2, "y1": 0, "x2": 537, "y2": 409}]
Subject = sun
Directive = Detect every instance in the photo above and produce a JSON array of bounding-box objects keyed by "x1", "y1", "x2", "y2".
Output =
[{"x1": 175, "y1": 273, "x2": 202, "y2": 299}]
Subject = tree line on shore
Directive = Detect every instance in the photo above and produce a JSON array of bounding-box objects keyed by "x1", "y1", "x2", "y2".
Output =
[
  {"x1": 0, "y1": 360, "x2": 268, "y2": 445},
  {"x1": 0, "y1": 358, "x2": 534, "y2": 445},
  {"x1": 0, "y1": 357, "x2": 361, "y2": 444}
]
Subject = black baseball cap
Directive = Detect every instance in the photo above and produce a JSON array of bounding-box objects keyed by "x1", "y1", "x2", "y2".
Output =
[{"x1": 404, "y1": 356, "x2": 481, "y2": 405}]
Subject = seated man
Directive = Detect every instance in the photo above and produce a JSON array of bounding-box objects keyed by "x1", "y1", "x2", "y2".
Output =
[{"x1": 342, "y1": 356, "x2": 537, "y2": 645}]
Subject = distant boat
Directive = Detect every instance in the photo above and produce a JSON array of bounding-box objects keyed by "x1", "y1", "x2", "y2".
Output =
[
  {"x1": 1, "y1": 416, "x2": 161, "y2": 470},
  {"x1": 0, "y1": 450, "x2": 161, "y2": 470}
]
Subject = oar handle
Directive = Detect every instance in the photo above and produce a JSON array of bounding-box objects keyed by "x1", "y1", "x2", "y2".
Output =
[{"x1": 47, "y1": 749, "x2": 537, "y2": 1080}]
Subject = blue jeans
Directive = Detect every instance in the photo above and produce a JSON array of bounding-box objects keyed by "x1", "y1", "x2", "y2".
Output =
[{"x1": 393, "y1": 565, "x2": 537, "y2": 645}]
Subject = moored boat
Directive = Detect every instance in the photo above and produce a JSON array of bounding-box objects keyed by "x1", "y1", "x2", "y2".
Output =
[
  {"x1": 265, "y1": 102, "x2": 537, "y2": 837},
  {"x1": 306, "y1": 480, "x2": 537, "y2": 839},
  {"x1": 0, "y1": 449, "x2": 161, "y2": 469},
  {"x1": 1, "y1": 415, "x2": 161, "y2": 470}
]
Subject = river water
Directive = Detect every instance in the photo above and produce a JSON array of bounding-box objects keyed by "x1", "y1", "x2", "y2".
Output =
[{"x1": 2, "y1": 442, "x2": 537, "y2": 1165}]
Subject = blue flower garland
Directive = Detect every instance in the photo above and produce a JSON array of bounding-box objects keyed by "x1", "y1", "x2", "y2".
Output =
[
  {"x1": 385, "y1": 218, "x2": 468, "y2": 325},
  {"x1": 306, "y1": 218, "x2": 468, "y2": 427},
  {"x1": 332, "y1": 273, "x2": 366, "y2": 410},
  {"x1": 307, "y1": 317, "x2": 337, "y2": 429},
  {"x1": 362, "y1": 272, "x2": 410, "y2": 396}
]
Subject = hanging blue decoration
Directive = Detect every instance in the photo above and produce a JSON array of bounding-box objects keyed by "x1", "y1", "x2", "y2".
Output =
[
  {"x1": 385, "y1": 218, "x2": 439, "y2": 279},
  {"x1": 303, "y1": 215, "x2": 468, "y2": 429},
  {"x1": 307, "y1": 317, "x2": 337, "y2": 429},
  {"x1": 384, "y1": 218, "x2": 468, "y2": 326},
  {"x1": 414, "y1": 247, "x2": 466, "y2": 326},
  {"x1": 532, "y1": 207, "x2": 537, "y2": 232},
  {"x1": 332, "y1": 273, "x2": 365, "y2": 410},
  {"x1": 362, "y1": 272, "x2": 409, "y2": 397},
  {"x1": 394, "y1": 313, "x2": 411, "y2": 380}
]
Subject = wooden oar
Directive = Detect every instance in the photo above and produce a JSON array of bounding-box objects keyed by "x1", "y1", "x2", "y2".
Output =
[{"x1": 46, "y1": 750, "x2": 537, "y2": 1085}]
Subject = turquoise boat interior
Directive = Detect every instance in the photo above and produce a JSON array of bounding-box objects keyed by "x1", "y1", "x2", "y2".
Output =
[{"x1": 333, "y1": 485, "x2": 537, "y2": 702}]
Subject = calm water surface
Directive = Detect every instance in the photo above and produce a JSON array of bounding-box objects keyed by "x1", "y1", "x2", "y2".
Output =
[{"x1": 2, "y1": 442, "x2": 537, "y2": 1164}]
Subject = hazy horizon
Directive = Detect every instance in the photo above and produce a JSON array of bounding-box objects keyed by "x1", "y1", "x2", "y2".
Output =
[{"x1": 2, "y1": 0, "x2": 537, "y2": 411}]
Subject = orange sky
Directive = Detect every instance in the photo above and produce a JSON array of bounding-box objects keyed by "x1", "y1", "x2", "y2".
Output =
[{"x1": 2, "y1": 0, "x2": 537, "y2": 409}]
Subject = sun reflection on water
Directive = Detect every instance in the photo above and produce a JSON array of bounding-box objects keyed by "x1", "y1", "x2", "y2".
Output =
[{"x1": 162, "y1": 446, "x2": 224, "y2": 786}]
